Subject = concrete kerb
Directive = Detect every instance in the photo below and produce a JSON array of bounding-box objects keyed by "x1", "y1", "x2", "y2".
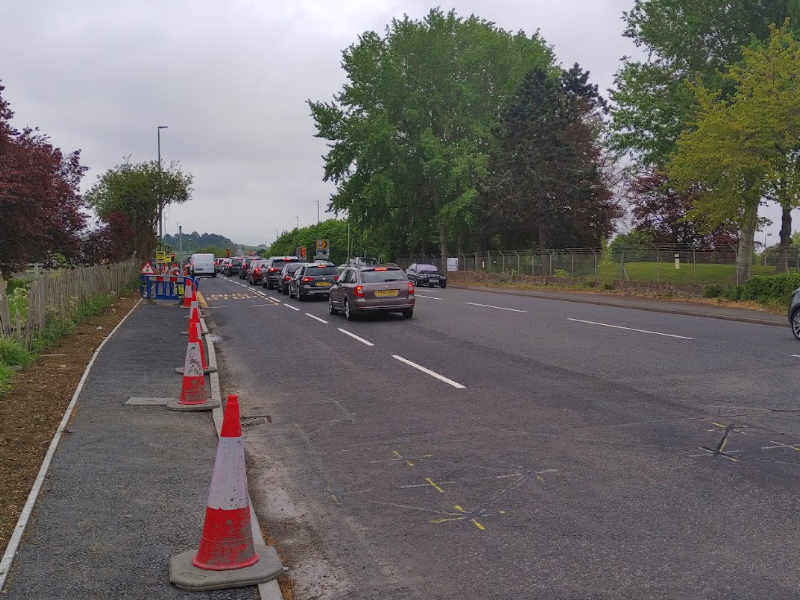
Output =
[
  {"x1": 202, "y1": 314, "x2": 286, "y2": 600},
  {"x1": 449, "y1": 283, "x2": 786, "y2": 328}
]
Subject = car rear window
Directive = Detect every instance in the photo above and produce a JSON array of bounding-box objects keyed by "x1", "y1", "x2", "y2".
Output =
[
  {"x1": 306, "y1": 266, "x2": 337, "y2": 275},
  {"x1": 361, "y1": 269, "x2": 406, "y2": 283},
  {"x1": 418, "y1": 264, "x2": 438, "y2": 272},
  {"x1": 286, "y1": 263, "x2": 303, "y2": 272}
]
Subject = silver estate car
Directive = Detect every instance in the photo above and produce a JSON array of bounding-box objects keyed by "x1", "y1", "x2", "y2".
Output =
[{"x1": 329, "y1": 265, "x2": 415, "y2": 320}]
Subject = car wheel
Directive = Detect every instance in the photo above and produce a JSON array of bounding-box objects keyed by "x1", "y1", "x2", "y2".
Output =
[
  {"x1": 344, "y1": 298, "x2": 355, "y2": 320},
  {"x1": 403, "y1": 308, "x2": 414, "y2": 319},
  {"x1": 792, "y1": 308, "x2": 800, "y2": 340},
  {"x1": 297, "y1": 289, "x2": 304, "y2": 301},
  {"x1": 329, "y1": 297, "x2": 337, "y2": 315},
  {"x1": 212, "y1": 273, "x2": 216, "y2": 278}
]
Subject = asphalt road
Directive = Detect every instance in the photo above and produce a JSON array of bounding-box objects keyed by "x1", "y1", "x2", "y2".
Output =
[{"x1": 203, "y1": 274, "x2": 800, "y2": 600}]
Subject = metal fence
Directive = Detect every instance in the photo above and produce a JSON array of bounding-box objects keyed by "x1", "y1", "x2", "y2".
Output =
[
  {"x1": 0, "y1": 259, "x2": 139, "y2": 347},
  {"x1": 396, "y1": 246, "x2": 800, "y2": 288}
]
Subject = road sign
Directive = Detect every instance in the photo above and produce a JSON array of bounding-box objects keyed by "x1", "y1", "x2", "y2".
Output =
[
  {"x1": 315, "y1": 239, "x2": 330, "y2": 260},
  {"x1": 297, "y1": 246, "x2": 307, "y2": 259},
  {"x1": 225, "y1": 248, "x2": 231, "y2": 257}
]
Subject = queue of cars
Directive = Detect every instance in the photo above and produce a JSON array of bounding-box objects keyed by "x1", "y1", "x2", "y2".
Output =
[{"x1": 216, "y1": 255, "x2": 444, "y2": 320}]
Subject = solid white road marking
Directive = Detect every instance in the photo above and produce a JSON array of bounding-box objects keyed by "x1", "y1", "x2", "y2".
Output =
[
  {"x1": 416, "y1": 294, "x2": 442, "y2": 300},
  {"x1": 567, "y1": 318, "x2": 694, "y2": 340},
  {"x1": 284, "y1": 303, "x2": 301, "y2": 312},
  {"x1": 392, "y1": 355, "x2": 466, "y2": 389},
  {"x1": 306, "y1": 313, "x2": 328, "y2": 324},
  {"x1": 466, "y1": 302, "x2": 526, "y2": 313},
  {"x1": 337, "y1": 328, "x2": 375, "y2": 346},
  {"x1": 792, "y1": 355, "x2": 800, "y2": 358}
]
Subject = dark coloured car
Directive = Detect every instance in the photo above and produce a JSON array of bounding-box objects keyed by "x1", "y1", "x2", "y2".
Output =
[
  {"x1": 247, "y1": 259, "x2": 270, "y2": 285},
  {"x1": 329, "y1": 265, "x2": 414, "y2": 319},
  {"x1": 239, "y1": 256, "x2": 258, "y2": 279},
  {"x1": 289, "y1": 263, "x2": 339, "y2": 300},
  {"x1": 406, "y1": 263, "x2": 447, "y2": 288},
  {"x1": 788, "y1": 287, "x2": 800, "y2": 339},
  {"x1": 277, "y1": 262, "x2": 305, "y2": 294},
  {"x1": 224, "y1": 257, "x2": 243, "y2": 276},
  {"x1": 263, "y1": 256, "x2": 300, "y2": 289}
]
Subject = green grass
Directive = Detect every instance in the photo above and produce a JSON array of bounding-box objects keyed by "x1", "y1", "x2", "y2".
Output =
[{"x1": 596, "y1": 261, "x2": 778, "y2": 286}]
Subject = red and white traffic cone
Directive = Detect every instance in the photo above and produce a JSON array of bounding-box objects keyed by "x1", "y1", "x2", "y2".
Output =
[
  {"x1": 170, "y1": 396, "x2": 282, "y2": 591},
  {"x1": 191, "y1": 278, "x2": 198, "y2": 303},
  {"x1": 175, "y1": 321, "x2": 215, "y2": 375},
  {"x1": 166, "y1": 340, "x2": 218, "y2": 411},
  {"x1": 182, "y1": 278, "x2": 193, "y2": 308}
]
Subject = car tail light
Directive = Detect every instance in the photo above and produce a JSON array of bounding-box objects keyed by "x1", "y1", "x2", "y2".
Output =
[
  {"x1": 408, "y1": 281, "x2": 415, "y2": 295},
  {"x1": 302, "y1": 276, "x2": 312, "y2": 283},
  {"x1": 284, "y1": 275, "x2": 290, "y2": 281},
  {"x1": 269, "y1": 267, "x2": 278, "y2": 273},
  {"x1": 354, "y1": 285, "x2": 365, "y2": 297}
]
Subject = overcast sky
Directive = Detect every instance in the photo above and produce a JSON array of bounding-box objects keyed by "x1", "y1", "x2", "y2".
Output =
[{"x1": 11, "y1": 1, "x2": 782, "y2": 248}]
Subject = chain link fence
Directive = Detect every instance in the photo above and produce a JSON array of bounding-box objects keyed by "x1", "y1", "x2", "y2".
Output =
[
  {"x1": 0, "y1": 259, "x2": 139, "y2": 347},
  {"x1": 396, "y1": 245, "x2": 800, "y2": 289}
]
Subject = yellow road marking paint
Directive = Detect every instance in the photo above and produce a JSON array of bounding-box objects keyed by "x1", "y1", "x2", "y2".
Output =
[
  {"x1": 197, "y1": 291, "x2": 208, "y2": 308},
  {"x1": 453, "y1": 505, "x2": 465, "y2": 513},
  {"x1": 471, "y1": 519, "x2": 485, "y2": 530},
  {"x1": 425, "y1": 477, "x2": 445, "y2": 493},
  {"x1": 392, "y1": 450, "x2": 402, "y2": 459},
  {"x1": 711, "y1": 422, "x2": 726, "y2": 428},
  {"x1": 406, "y1": 460, "x2": 415, "y2": 467}
]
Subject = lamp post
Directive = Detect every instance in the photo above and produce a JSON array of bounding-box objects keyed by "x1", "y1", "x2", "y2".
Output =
[{"x1": 157, "y1": 125, "x2": 168, "y2": 241}]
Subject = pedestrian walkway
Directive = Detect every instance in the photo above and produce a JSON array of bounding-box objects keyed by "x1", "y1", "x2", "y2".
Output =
[{"x1": 2, "y1": 302, "x2": 254, "y2": 599}]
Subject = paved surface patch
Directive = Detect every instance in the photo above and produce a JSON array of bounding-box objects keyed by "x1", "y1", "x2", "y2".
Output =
[{"x1": 3, "y1": 302, "x2": 256, "y2": 599}]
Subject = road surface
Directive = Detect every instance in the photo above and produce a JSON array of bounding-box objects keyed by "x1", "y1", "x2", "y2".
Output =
[{"x1": 202, "y1": 275, "x2": 800, "y2": 600}]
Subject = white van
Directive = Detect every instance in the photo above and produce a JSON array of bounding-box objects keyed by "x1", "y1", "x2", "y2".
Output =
[{"x1": 190, "y1": 253, "x2": 216, "y2": 277}]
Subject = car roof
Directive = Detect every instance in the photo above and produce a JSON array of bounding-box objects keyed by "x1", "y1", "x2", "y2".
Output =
[{"x1": 356, "y1": 264, "x2": 402, "y2": 271}]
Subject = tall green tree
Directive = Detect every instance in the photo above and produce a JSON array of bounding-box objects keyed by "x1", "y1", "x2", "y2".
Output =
[
  {"x1": 669, "y1": 24, "x2": 800, "y2": 282},
  {"x1": 483, "y1": 64, "x2": 619, "y2": 249},
  {"x1": 309, "y1": 9, "x2": 553, "y2": 265},
  {"x1": 611, "y1": 1, "x2": 800, "y2": 266},
  {"x1": 86, "y1": 160, "x2": 193, "y2": 260}
]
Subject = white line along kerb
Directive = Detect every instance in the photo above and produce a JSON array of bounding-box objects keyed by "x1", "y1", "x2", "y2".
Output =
[
  {"x1": 0, "y1": 298, "x2": 143, "y2": 591},
  {"x1": 466, "y1": 302, "x2": 526, "y2": 313},
  {"x1": 567, "y1": 318, "x2": 694, "y2": 340},
  {"x1": 392, "y1": 354, "x2": 466, "y2": 389},
  {"x1": 337, "y1": 328, "x2": 375, "y2": 347}
]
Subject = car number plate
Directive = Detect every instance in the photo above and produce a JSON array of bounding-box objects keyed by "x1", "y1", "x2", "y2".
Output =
[
  {"x1": 316, "y1": 281, "x2": 332, "y2": 287},
  {"x1": 375, "y1": 289, "x2": 399, "y2": 297}
]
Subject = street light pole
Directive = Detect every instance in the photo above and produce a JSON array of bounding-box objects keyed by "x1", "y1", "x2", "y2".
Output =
[{"x1": 157, "y1": 125, "x2": 168, "y2": 241}]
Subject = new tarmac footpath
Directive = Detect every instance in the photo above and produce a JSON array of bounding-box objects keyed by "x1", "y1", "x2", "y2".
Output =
[{"x1": 0, "y1": 299, "x2": 271, "y2": 599}]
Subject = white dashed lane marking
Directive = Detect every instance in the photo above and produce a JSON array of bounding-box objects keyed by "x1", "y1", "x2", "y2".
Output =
[
  {"x1": 567, "y1": 318, "x2": 694, "y2": 340},
  {"x1": 391, "y1": 355, "x2": 466, "y2": 389}
]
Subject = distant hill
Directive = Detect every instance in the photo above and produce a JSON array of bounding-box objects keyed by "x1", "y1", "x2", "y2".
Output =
[{"x1": 163, "y1": 232, "x2": 236, "y2": 254}]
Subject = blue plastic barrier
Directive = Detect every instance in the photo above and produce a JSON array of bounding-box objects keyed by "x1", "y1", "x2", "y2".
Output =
[{"x1": 139, "y1": 275, "x2": 197, "y2": 300}]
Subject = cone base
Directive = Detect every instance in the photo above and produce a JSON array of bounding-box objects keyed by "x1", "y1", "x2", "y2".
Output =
[
  {"x1": 175, "y1": 366, "x2": 217, "y2": 375},
  {"x1": 165, "y1": 397, "x2": 220, "y2": 412},
  {"x1": 169, "y1": 544, "x2": 282, "y2": 591}
]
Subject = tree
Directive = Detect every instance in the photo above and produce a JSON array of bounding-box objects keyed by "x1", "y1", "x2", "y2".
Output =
[
  {"x1": 309, "y1": 9, "x2": 553, "y2": 266},
  {"x1": 627, "y1": 170, "x2": 738, "y2": 248},
  {"x1": 86, "y1": 160, "x2": 193, "y2": 260},
  {"x1": 611, "y1": 2, "x2": 800, "y2": 269},
  {"x1": 482, "y1": 64, "x2": 620, "y2": 249},
  {"x1": 669, "y1": 24, "x2": 800, "y2": 282},
  {"x1": 0, "y1": 82, "x2": 87, "y2": 277}
]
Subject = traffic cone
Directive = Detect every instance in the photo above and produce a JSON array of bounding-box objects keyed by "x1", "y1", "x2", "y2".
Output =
[
  {"x1": 170, "y1": 396, "x2": 282, "y2": 591},
  {"x1": 191, "y1": 278, "x2": 198, "y2": 303},
  {"x1": 166, "y1": 340, "x2": 218, "y2": 411},
  {"x1": 182, "y1": 278, "x2": 193, "y2": 308},
  {"x1": 175, "y1": 321, "x2": 216, "y2": 374}
]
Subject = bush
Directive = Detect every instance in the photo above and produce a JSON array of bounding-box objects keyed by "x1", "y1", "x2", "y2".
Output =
[
  {"x1": 0, "y1": 336, "x2": 33, "y2": 367},
  {"x1": 553, "y1": 269, "x2": 569, "y2": 279},
  {"x1": 602, "y1": 281, "x2": 616, "y2": 290},
  {"x1": 724, "y1": 285, "x2": 742, "y2": 301},
  {"x1": 704, "y1": 284, "x2": 723, "y2": 298},
  {"x1": 582, "y1": 279, "x2": 599, "y2": 288},
  {"x1": 739, "y1": 273, "x2": 800, "y2": 304}
]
